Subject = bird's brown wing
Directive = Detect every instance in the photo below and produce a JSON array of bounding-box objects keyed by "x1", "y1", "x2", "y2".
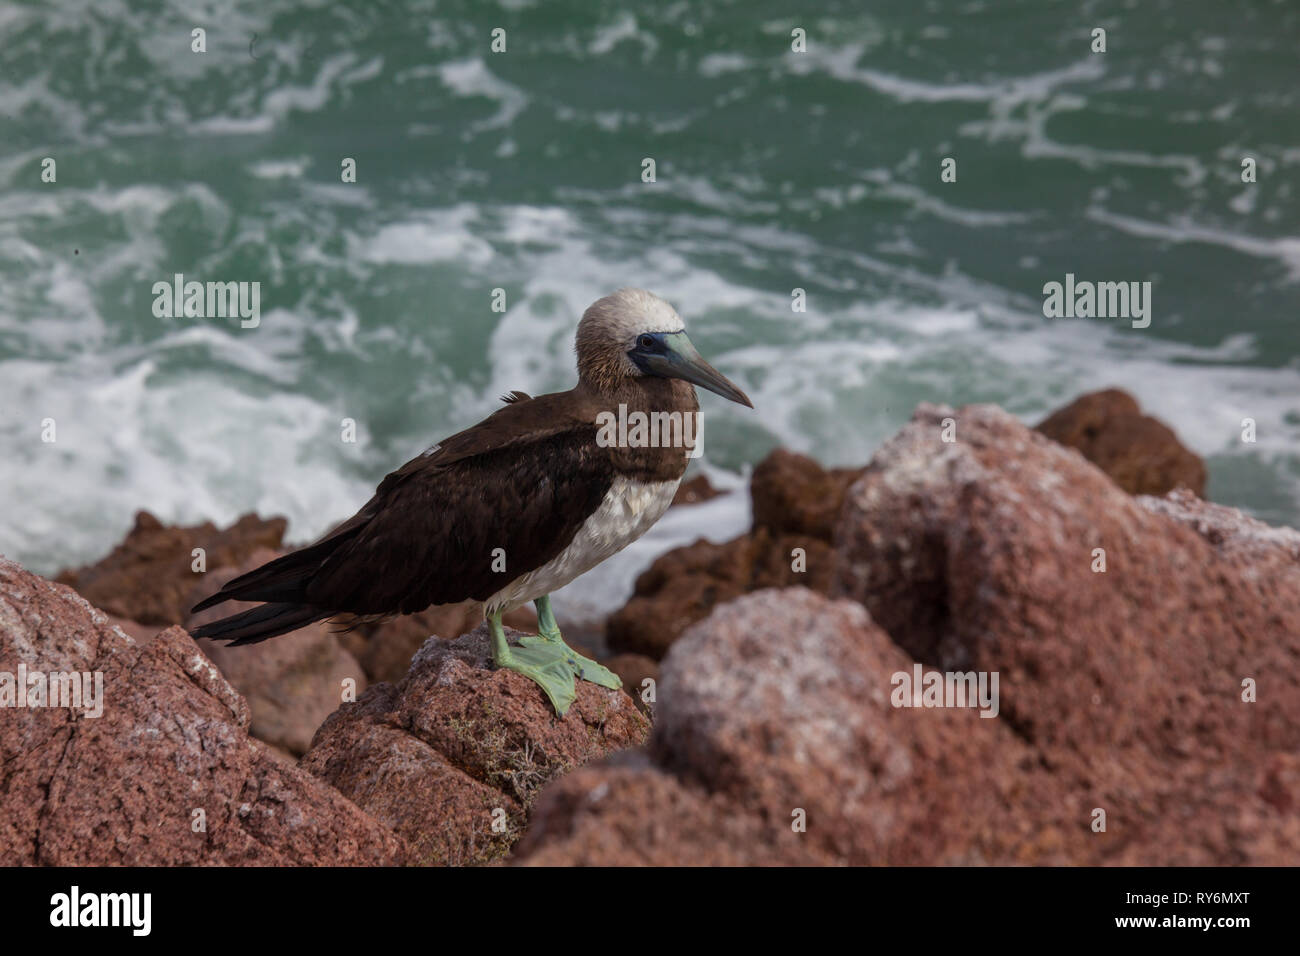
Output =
[
  {"x1": 305, "y1": 419, "x2": 615, "y2": 614},
  {"x1": 192, "y1": 392, "x2": 615, "y2": 621}
]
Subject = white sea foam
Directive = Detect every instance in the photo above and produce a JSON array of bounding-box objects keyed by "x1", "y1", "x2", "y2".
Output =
[
  {"x1": 588, "y1": 12, "x2": 658, "y2": 59},
  {"x1": 249, "y1": 158, "x2": 310, "y2": 179},
  {"x1": 0, "y1": 357, "x2": 374, "y2": 576},
  {"x1": 786, "y1": 45, "x2": 1105, "y2": 105},
  {"x1": 435, "y1": 59, "x2": 529, "y2": 134},
  {"x1": 349, "y1": 205, "x2": 496, "y2": 266},
  {"x1": 7, "y1": 173, "x2": 1299, "y2": 584},
  {"x1": 1087, "y1": 207, "x2": 1300, "y2": 281},
  {"x1": 698, "y1": 53, "x2": 752, "y2": 78}
]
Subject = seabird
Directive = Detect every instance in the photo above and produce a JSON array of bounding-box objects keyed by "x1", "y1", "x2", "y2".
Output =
[{"x1": 191, "y1": 288, "x2": 752, "y2": 715}]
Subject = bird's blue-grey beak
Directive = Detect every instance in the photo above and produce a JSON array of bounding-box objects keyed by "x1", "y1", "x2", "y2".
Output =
[{"x1": 636, "y1": 331, "x2": 753, "y2": 408}]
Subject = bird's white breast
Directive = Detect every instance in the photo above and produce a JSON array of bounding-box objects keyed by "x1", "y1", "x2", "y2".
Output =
[{"x1": 485, "y1": 475, "x2": 680, "y2": 614}]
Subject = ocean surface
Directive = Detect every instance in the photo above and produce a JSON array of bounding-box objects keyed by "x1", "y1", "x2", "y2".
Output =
[{"x1": 2, "y1": 0, "x2": 1298, "y2": 617}]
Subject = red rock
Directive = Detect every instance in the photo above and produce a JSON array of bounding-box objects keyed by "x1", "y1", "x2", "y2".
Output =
[
  {"x1": 513, "y1": 753, "x2": 816, "y2": 866},
  {"x1": 301, "y1": 683, "x2": 520, "y2": 866},
  {"x1": 670, "y1": 473, "x2": 722, "y2": 507},
  {"x1": 653, "y1": 588, "x2": 1072, "y2": 864},
  {"x1": 519, "y1": 589, "x2": 1065, "y2": 865},
  {"x1": 750, "y1": 448, "x2": 864, "y2": 538},
  {"x1": 606, "y1": 527, "x2": 831, "y2": 659},
  {"x1": 105, "y1": 614, "x2": 161, "y2": 644},
  {"x1": 356, "y1": 603, "x2": 537, "y2": 684},
  {"x1": 606, "y1": 537, "x2": 748, "y2": 660},
  {"x1": 832, "y1": 403, "x2": 1300, "y2": 863},
  {"x1": 603, "y1": 654, "x2": 659, "y2": 714},
  {"x1": 522, "y1": 403, "x2": 1300, "y2": 866},
  {"x1": 606, "y1": 448, "x2": 856, "y2": 661},
  {"x1": 0, "y1": 558, "x2": 401, "y2": 865},
  {"x1": 55, "y1": 510, "x2": 287, "y2": 625},
  {"x1": 184, "y1": 550, "x2": 367, "y2": 756},
  {"x1": 1036, "y1": 388, "x2": 1206, "y2": 496},
  {"x1": 301, "y1": 623, "x2": 649, "y2": 865}
]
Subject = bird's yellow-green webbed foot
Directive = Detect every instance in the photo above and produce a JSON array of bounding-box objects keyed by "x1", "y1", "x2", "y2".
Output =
[
  {"x1": 518, "y1": 595, "x2": 623, "y2": 691},
  {"x1": 489, "y1": 611, "x2": 576, "y2": 716}
]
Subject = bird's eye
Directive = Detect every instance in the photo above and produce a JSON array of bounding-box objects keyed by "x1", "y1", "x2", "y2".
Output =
[{"x1": 638, "y1": 334, "x2": 655, "y2": 350}]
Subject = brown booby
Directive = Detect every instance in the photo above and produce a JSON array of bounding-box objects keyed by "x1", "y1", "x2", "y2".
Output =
[{"x1": 191, "y1": 288, "x2": 752, "y2": 715}]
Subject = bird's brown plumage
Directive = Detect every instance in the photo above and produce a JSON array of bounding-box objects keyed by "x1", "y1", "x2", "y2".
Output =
[{"x1": 190, "y1": 377, "x2": 697, "y2": 643}]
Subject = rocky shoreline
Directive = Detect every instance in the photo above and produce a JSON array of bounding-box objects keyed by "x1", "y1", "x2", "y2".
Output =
[{"x1": 4, "y1": 389, "x2": 1296, "y2": 865}]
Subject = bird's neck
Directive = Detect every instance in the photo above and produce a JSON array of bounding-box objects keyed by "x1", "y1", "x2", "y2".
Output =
[
  {"x1": 578, "y1": 376, "x2": 699, "y2": 417},
  {"x1": 576, "y1": 377, "x2": 701, "y2": 483}
]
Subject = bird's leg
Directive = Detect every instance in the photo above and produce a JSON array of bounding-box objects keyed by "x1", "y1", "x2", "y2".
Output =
[
  {"x1": 489, "y1": 610, "x2": 577, "y2": 717},
  {"x1": 533, "y1": 593, "x2": 564, "y2": 642},
  {"x1": 518, "y1": 595, "x2": 622, "y2": 690}
]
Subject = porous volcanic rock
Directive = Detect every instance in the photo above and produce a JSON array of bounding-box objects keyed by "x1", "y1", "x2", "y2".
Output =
[
  {"x1": 670, "y1": 473, "x2": 723, "y2": 506},
  {"x1": 184, "y1": 550, "x2": 367, "y2": 757},
  {"x1": 1036, "y1": 388, "x2": 1206, "y2": 496},
  {"x1": 516, "y1": 589, "x2": 1066, "y2": 865},
  {"x1": 832, "y1": 402, "x2": 1300, "y2": 863},
  {"x1": 602, "y1": 653, "x2": 659, "y2": 714},
  {"x1": 606, "y1": 447, "x2": 857, "y2": 659},
  {"x1": 749, "y1": 448, "x2": 864, "y2": 539},
  {"x1": 354, "y1": 603, "x2": 537, "y2": 684},
  {"x1": 512, "y1": 753, "x2": 815, "y2": 866},
  {"x1": 0, "y1": 558, "x2": 401, "y2": 865},
  {"x1": 519, "y1": 403, "x2": 1300, "y2": 866},
  {"x1": 301, "y1": 622, "x2": 650, "y2": 865},
  {"x1": 56, "y1": 510, "x2": 287, "y2": 625}
]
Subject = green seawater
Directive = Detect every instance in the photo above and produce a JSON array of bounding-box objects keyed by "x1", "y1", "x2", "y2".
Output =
[{"x1": 1, "y1": 0, "x2": 1297, "y2": 582}]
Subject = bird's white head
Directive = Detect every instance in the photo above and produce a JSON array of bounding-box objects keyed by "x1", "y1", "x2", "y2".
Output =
[{"x1": 574, "y1": 288, "x2": 752, "y2": 406}]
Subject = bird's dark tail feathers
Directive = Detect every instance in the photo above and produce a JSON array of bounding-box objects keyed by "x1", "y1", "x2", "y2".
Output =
[
  {"x1": 189, "y1": 512, "x2": 365, "y2": 645},
  {"x1": 190, "y1": 602, "x2": 330, "y2": 647},
  {"x1": 191, "y1": 542, "x2": 335, "y2": 614}
]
